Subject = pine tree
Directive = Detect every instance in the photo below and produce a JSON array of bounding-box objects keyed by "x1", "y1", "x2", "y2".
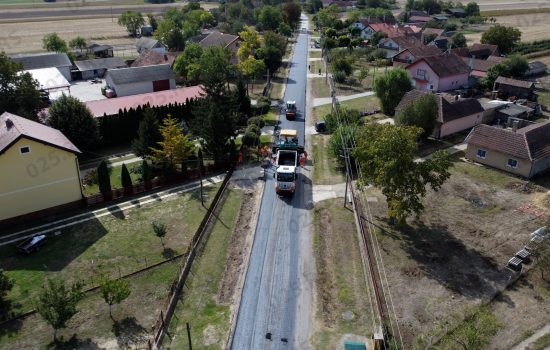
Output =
[
  {"x1": 132, "y1": 109, "x2": 162, "y2": 158},
  {"x1": 150, "y1": 117, "x2": 195, "y2": 171},
  {"x1": 120, "y1": 163, "x2": 132, "y2": 189},
  {"x1": 142, "y1": 160, "x2": 152, "y2": 183},
  {"x1": 97, "y1": 160, "x2": 111, "y2": 194}
]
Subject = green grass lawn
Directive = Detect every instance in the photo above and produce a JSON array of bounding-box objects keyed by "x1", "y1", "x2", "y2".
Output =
[
  {"x1": 312, "y1": 199, "x2": 372, "y2": 349},
  {"x1": 451, "y1": 157, "x2": 524, "y2": 189},
  {"x1": 82, "y1": 162, "x2": 142, "y2": 196},
  {"x1": 310, "y1": 60, "x2": 325, "y2": 76},
  {"x1": 314, "y1": 95, "x2": 381, "y2": 121},
  {"x1": 311, "y1": 135, "x2": 345, "y2": 185},
  {"x1": 0, "y1": 184, "x2": 220, "y2": 314},
  {"x1": 309, "y1": 50, "x2": 322, "y2": 59},
  {"x1": 312, "y1": 77, "x2": 331, "y2": 98},
  {"x1": 262, "y1": 111, "x2": 279, "y2": 126},
  {"x1": 167, "y1": 188, "x2": 243, "y2": 349},
  {"x1": 0, "y1": 261, "x2": 180, "y2": 350}
]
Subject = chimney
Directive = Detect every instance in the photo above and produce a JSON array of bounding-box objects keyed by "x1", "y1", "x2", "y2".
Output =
[
  {"x1": 5, "y1": 118, "x2": 13, "y2": 129},
  {"x1": 512, "y1": 119, "x2": 519, "y2": 132}
]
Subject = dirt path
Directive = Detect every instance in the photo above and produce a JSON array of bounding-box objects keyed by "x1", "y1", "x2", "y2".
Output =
[{"x1": 511, "y1": 323, "x2": 550, "y2": 350}]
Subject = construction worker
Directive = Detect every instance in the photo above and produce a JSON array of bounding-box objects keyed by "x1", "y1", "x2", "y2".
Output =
[
  {"x1": 299, "y1": 153, "x2": 306, "y2": 168},
  {"x1": 238, "y1": 151, "x2": 243, "y2": 164},
  {"x1": 263, "y1": 145, "x2": 270, "y2": 159}
]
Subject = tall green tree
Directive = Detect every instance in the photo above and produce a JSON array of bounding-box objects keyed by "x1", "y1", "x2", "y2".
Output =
[
  {"x1": 353, "y1": 124, "x2": 452, "y2": 224},
  {"x1": 173, "y1": 42, "x2": 203, "y2": 83},
  {"x1": 150, "y1": 117, "x2": 195, "y2": 170},
  {"x1": 480, "y1": 54, "x2": 529, "y2": 89},
  {"x1": 191, "y1": 95, "x2": 238, "y2": 164},
  {"x1": 142, "y1": 159, "x2": 152, "y2": 183},
  {"x1": 465, "y1": 2, "x2": 480, "y2": 16},
  {"x1": 47, "y1": 94, "x2": 100, "y2": 151},
  {"x1": 147, "y1": 14, "x2": 158, "y2": 31},
  {"x1": 450, "y1": 33, "x2": 467, "y2": 48},
  {"x1": 373, "y1": 68, "x2": 413, "y2": 115},
  {"x1": 42, "y1": 33, "x2": 68, "y2": 52},
  {"x1": 0, "y1": 53, "x2": 42, "y2": 120},
  {"x1": 97, "y1": 160, "x2": 111, "y2": 194},
  {"x1": 282, "y1": 1, "x2": 302, "y2": 28},
  {"x1": 69, "y1": 36, "x2": 87, "y2": 53},
  {"x1": 120, "y1": 163, "x2": 132, "y2": 189},
  {"x1": 99, "y1": 277, "x2": 131, "y2": 319},
  {"x1": 154, "y1": 19, "x2": 185, "y2": 51},
  {"x1": 481, "y1": 25, "x2": 521, "y2": 54},
  {"x1": 395, "y1": 94, "x2": 438, "y2": 139},
  {"x1": 117, "y1": 11, "x2": 145, "y2": 37},
  {"x1": 132, "y1": 109, "x2": 161, "y2": 158},
  {"x1": 35, "y1": 278, "x2": 83, "y2": 342},
  {"x1": 199, "y1": 46, "x2": 232, "y2": 97},
  {"x1": 256, "y1": 5, "x2": 283, "y2": 31}
]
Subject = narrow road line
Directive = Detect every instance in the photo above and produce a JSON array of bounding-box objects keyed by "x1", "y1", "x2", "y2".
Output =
[{"x1": 511, "y1": 323, "x2": 550, "y2": 350}]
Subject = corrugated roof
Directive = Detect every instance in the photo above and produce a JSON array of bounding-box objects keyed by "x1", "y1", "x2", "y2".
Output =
[
  {"x1": 0, "y1": 112, "x2": 80, "y2": 154},
  {"x1": 10, "y1": 52, "x2": 72, "y2": 70},
  {"x1": 468, "y1": 121, "x2": 550, "y2": 161},
  {"x1": 24, "y1": 68, "x2": 70, "y2": 91},
  {"x1": 75, "y1": 57, "x2": 127, "y2": 72},
  {"x1": 85, "y1": 85, "x2": 205, "y2": 117},
  {"x1": 106, "y1": 64, "x2": 175, "y2": 85},
  {"x1": 495, "y1": 76, "x2": 535, "y2": 89}
]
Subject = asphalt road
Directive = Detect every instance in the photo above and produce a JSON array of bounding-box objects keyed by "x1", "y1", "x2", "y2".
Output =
[
  {"x1": 0, "y1": 3, "x2": 183, "y2": 20},
  {"x1": 231, "y1": 17, "x2": 313, "y2": 350}
]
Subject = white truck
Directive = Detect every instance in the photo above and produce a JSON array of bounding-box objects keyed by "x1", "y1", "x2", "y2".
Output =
[{"x1": 273, "y1": 129, "x2": 303, "y2": 196}]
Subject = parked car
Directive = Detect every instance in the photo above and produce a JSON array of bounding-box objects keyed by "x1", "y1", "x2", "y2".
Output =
[
  {"x1": 17, "y1": 234, "x2": 46, "y2": 254},
  {"x1": 315, "y1": 121, "x2": 326, "y2": 133}
]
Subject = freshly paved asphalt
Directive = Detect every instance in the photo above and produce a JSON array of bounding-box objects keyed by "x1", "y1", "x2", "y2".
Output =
[{"x1": 231, "y1": 17, "x2": 313, "y2": 350}]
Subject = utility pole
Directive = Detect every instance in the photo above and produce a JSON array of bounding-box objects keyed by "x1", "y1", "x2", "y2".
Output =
[
  {"x1": 186, "y1": 322, "x2": 193, "y2": 350},
  {"x1": 198, "y1": 149, "x2": 204, "y2": 207}
]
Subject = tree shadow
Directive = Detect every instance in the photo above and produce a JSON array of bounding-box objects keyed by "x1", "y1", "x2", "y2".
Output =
[
  {"x1": 0, "y1": 314, "x2": 22, "y2": 338},
  {"x1": 188, "y1": 185, "x2": 216, "y2": 203},
  {"x1": 162, "y1": 247, "x2": 177, "y2": 259},
  {"x1": 0, "y1": 218, "x2": 108, "y2": 272},
  {"x1": 107, "y1": 206, "x2": 126, "y2": 220},
  {"x1": 111, "y1": 316, "x2": 147, "y2": 349},
  {"x1": 47, "y1": 334, "x2": 104, "y2": 350},
  {"x1": 383, "y1": 221, "x2": 513, "y2": 301}
]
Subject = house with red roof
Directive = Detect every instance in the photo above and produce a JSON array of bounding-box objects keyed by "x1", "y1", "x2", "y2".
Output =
[
  {"x1": 405, "y1": 53, "x2": 470, "y2": 92},
  {"x1": 0, "y1": 112, "x2": 83, "y2": 222},
  {"x1": 393, "y1": 44, "x2": 442, "y2": 65},
  {"x1": 465, "y1": 121, "x2": 550, "y2": 178}
]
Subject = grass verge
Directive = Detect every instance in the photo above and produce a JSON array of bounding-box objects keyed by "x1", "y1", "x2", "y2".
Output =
[
  {"x1": 527, "y1": 332, "x2": 550, "y2": 350},
  {"x1": 309, "y1": 50, "x2": 322, "y2": 59},
  {"x1": 311, "y1": 135, "x2": 345, "y2": 185},
  {"x1": 312, "y1": 77, "x2": 331, "y2": 98},
  {"x1": 312, "y1": 199, "x2": 372, "y2": 349},
  {"x1": 481, "y1": 8, "x2": 550, "y2": 16},
  {"x1": 166, "y1": 188, "x2": 243, "y2": 349},
  {"x1": 314, "y1": 95, "x2": 381, "y2": 120}
]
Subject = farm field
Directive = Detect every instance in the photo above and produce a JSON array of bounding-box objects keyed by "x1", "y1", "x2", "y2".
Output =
[
  {"x1": 465, "y1": 13, "x2": 550, "y2": 44},
  {"x1": 0, "y1": 17, "x2": 133, "y2": 54}
]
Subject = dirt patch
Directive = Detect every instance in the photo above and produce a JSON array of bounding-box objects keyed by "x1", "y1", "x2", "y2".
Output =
[
  {"x1": 218, "y1": 182, "x2": 263, "y2": 305},
  {"x1": 363, "y1": 161, "x2": 548, "y2": 348}
]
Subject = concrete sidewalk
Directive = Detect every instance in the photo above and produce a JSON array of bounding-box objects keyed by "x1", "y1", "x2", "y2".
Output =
[{"x1": 313, "y1": 91, "x2": 375, "y2": 107}]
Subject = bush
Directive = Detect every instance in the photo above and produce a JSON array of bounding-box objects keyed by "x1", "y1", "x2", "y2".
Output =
[
  {"x1": 82, "y1": 169, "x2": 98, "y2": 186},
  {"x1": 254, "y1": 96, "x2": 271, "y2": 115},
  {"x1": 97, "y1": 160, "x2": 111, "y2": 194},
  {"x1": 325, "y1": 107, "x2": 362, "y2": 133},
  {"x1": 247, "y1": 116, "x2": 266, "y2": 129},
  {"x1": 369, "y1": 48, "x2": 387, "y2": 61},
  {"x1": 333, "y1": 70, "x2": 347, "y2": 83},
  {"x1": 247, "y1": 124, "x2": 261, "y2": 136}
]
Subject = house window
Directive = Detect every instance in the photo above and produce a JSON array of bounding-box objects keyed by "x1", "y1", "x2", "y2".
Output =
[
  {"x1": 507, "y1": 158, "x2": 518, "y2": 168},
  {"x1": 20, "y1": 146, "x2": 30, "y2": 154},
  {"x1": 429, "y1": 84, "x2": 434, "y2": 90},
  {"x1": 417, "y1": 69, "x2": 426, "y2": 78},
  {"x1": 476, "y1": 149, "x2": 486, "y2": 159}
]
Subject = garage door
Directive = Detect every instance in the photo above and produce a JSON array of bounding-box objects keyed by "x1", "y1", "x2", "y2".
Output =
[{"x1": 153, "y1": 79, "x2": 170, "y2": 92}]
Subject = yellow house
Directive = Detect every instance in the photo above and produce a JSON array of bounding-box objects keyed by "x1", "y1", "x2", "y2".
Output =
[{"x1": 0, "y1": 112, "x2": 83, "y2": 222}]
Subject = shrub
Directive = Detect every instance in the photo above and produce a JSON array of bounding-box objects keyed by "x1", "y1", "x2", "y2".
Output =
[
  {"x1": 242, "y1": 130, "x2": 260, "y2": 146},
  {"x1": 247, "y1": 116, "x2": 266, "y2": 129},
  {"x1": 333, "y1": 70, "x2": 347, "y2": 83}
]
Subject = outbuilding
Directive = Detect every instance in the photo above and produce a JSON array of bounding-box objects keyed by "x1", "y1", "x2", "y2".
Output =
[
  {"x1": 74, "y1": 57, "x2": 127, "y2": 80},
  {"x1": 10, "y1": 52, "x2": 72, "y2": 82},
  {"x1": 105, "y1": 64, "x2": 176, "y2": 97}
]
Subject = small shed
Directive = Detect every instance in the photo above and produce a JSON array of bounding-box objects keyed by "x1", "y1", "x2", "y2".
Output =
[
  {"x1": 525, "y1": 61, "x2": 547, "y2": 76},
  {"x1": 88, "y1": 44, "x2": 114, "y2": 58},
  {"x1": 74, "y1": 57, "x2": 127, "y2": 80},
  {"x1": 446, "y1": 8, "x2": 466, "y2": 17},
  {"x1": 136, "y1": 37, "x2": 166, "y2": 54},
  {"x1": 494, "y1": 76, "x2": 536, "y2": 100}
]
